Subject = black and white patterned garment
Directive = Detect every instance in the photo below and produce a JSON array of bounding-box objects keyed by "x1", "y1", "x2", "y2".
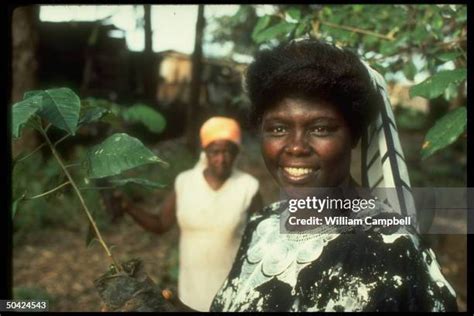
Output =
[{"x1": 210, "y1": 201, "x2": 458, "y2": 312}]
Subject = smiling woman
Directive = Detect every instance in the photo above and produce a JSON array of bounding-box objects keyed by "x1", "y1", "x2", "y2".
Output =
[{"x1": 207, "y1": 39, "x2": 458, "y2": 312}]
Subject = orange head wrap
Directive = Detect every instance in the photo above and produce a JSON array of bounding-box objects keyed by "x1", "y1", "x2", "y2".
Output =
[{"x1": 200, "y1": 116, "x2": 241, "y2": 149}]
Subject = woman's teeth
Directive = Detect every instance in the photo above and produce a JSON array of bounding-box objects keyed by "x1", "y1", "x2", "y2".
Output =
[{"x1": 283, "y1": 167, "x2": 314, "y2": 177}]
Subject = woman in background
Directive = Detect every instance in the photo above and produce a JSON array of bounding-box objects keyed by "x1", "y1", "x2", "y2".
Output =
[{"x1": 122, "y1": 116, "x2": 262, "y2": 311}]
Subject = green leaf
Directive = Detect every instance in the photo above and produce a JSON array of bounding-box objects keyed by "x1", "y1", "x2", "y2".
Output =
[
  {"x1": 409, "y1": 68, "x2": 467, "y2": 99},
  {"x1": 109, "y1": 177, "x2": 167, "y2": 190},
  {"x1": 403, "y1": 60, "x2": 417, "y2": 81},
  {"x1": 121, "y1": 104, "x2": 166, "y2": 134},
  {"x1": 353, "y1": 5, "x2": 364, "y2": 13},
  {"x1": 253, "y1": 21, "x2": 296, "y2": 44},
  {"x1": 79, "y1": 106, "x2": 109, "y2": 125},
  {"x1": 421, "y1": 107, "x2": 466, "y2": 159},
  {"x1": 436, "y1": 52, "x2": 462, "y2": 62},
  {"x1": 294, "y1": 17, "x2": 310, "y2": 38},
  {"x1": 37, "y1": 88, "x2": 81, "y2": 135},
  {"x1": 287, "y1": 8, "x2": 301, "y2": 21},
  {"x1": 84, "y1": 133, "x2": 168, "y2": 179},
  {"x1": 11, "y1": 95, "x2": 43, "y2": 138},
  {"x1": 23, "y1": 90, "x2": 43, "y2": 99},
  {"x1": 251, "y1": 15, "x2": 271, "y2": 41}
]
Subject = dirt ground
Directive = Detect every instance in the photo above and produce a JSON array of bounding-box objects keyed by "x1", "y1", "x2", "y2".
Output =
[
  {"x1": 13, "y1": 219, "x2": 179, "y2": 312},
  {"x1": 12, "y1": 136, "x2": 467, "y2": 311}
]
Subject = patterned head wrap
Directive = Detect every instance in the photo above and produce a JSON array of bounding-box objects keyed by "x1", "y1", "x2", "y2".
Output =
[{"x1": 360, "y1": 61, "x2": 418, "y2": 229}]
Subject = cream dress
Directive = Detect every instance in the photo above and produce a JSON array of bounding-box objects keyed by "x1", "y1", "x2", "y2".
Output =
[{"x1": 174, "y1": 153, "x2": 259, "y2": 311}]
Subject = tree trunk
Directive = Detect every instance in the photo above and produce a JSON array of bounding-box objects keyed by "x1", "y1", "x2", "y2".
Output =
[
  {"x1": 186, "y1": 4, "x2": 205, "y2": 152},
  {"x1": 143, "y1": 5, "x2": 156, "y2": 104},
  {"x1": 11, "y1": 5, "x2": 40, "y2": 157}
]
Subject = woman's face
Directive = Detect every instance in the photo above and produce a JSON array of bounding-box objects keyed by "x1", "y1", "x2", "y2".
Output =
[
  {"x1": 261, "y1": 97, "x2": 353, "y2": 191},
  {"x1": 205, "y1": 140, "x2": 239, "y2": 179}
]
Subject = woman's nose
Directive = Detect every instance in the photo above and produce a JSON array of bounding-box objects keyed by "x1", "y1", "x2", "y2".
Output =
[{"x1": 284, "y1": 133, "x2": 311, "y2": 156}]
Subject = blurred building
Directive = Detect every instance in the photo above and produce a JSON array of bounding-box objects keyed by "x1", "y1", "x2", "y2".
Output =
[
  {"x1": 37, "y1": 21, "x2": 130, "y2": 100},
  {"x1": 36, "y1": 21, "x2": 249, "y2": 137},
  {"x1": 156, "y1": 50, "x2": 246, "y2": 109}
]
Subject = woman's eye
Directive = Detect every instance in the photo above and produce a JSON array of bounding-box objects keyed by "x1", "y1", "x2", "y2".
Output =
[
  {"x1": 272, "y1": 126, "x2": 286, "y2": 133},
  {"x1": 265, "y1": 126, "x2": 287, "y2": 135},
  {"x1": 310, "y1": 126, "x2": 336, "y2": 136}
]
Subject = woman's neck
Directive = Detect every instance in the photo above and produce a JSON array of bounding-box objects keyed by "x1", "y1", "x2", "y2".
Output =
[{"x1": 203, "y1": 168, "x2": 229, "y2": 191}]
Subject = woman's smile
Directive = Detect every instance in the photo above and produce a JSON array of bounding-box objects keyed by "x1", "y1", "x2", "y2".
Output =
[{"x1": 279, "y1": 166, "x2": 319, "y2": 184}]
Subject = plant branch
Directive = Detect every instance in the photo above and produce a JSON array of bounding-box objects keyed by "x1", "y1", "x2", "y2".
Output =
[
  {"x1": 316, "y1": 19, "x2": 396, "y2": 41},
  {"x1": 436, "y1": 37, "x2": 467, "y2": 48},
  {"x1": 79, "y1": 186, "x2": 117, "y2": 190},
  {"x1": 44, "y1": 123, "x2": 52, "y2": 132},
  {"x1": 25, "y1": 181, "x2": 71, "y2": 200},
  {"x1": 39, "y1": 127, "x2": 122, "y2": 272},
  {"x1": 54, "y1": 134, "x2": 71, "y2": 146},
  {"x1": 64, "y1": 162, "x2": 82, "y2": 169},
  {"x1": 15, "y1": 142, "x2": 47, "y2": 163},
  {"x1": 14, "y1": 133, "x2": 70, "y2": 165}
]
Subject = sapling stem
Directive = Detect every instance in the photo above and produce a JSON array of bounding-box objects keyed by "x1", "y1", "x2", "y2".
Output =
[
  {"x1": 79, "y1": 186, "x2": 116, "y2": 190},
  {"x1": 39, "y1": 126, "x2": 122, "y2": 272},
  {"x1": 26, "y1": 181, "x2": 71, "y2": 200},
  {"x1": 64, "y1": 162, "x2": 82, "y2": 169},
  {"x1": 15, "y1": 142, "x2": 46, "y2": 163},
  {"x1": 54, "y1": 134, "x2": 70, "y2": 146},
  {"x1": 15, "y1": 133, "x2": 70, "y2": 164}
]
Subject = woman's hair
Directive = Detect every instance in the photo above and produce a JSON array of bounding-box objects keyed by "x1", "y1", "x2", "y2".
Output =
[{"x1": 245, "y1": 39, "x2": 382, "y2": 142}]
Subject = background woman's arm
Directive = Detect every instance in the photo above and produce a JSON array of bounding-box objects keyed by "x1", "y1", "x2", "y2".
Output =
[{"x1": 124, "y1": 191, "x2": 177, "y2": 234}]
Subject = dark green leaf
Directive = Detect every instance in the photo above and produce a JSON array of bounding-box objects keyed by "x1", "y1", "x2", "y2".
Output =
[
  {"x1": 403, "y1": 60, "x2": 417, "y2": 81},
  {"x1": 84, "y1": 133, "x2": 168, "y2": 179},
  {"x1": 37, "y1": 88, "x2": 81, "y2": 135},
  {"x1": 121, "y1": 104, "x2": 166, "y2": 134},
  {"x1": 409, "y1": 68, "x2": 467, "y2": 99},
  {"x1": 23, "y1": 90, "x2": 43, "y2": 100},
  {"x1": 421, "y1": 107, "x2": 466, "y2": 159},
  {"x1": 11, "y1": 95, "x2": 43, "y2": 138},
  {"x1": 251, "y1": 15, "x2": 271, "y2": 41},
  {"x1": 79, "y1": 106, "x2": 109, "y2": 125},
  {"x1": 287, "y1": 8, "x2": 301, "y2": 21},
  {"x1": 254, "y1": 21, "x2": 296, "y2": 44},
  {"x1": 294, "y1": 22, "x2": 308, "y2": 38},
  {"x1": 436, "y1": 52, "x2": 462, "y2": 62},
  {"x1": 379, "y1": 41, "x2": 397, "y2": 56},
  {"x1": 412, "y1": 25, "x2": 430, "y2": 45},
  {"x1": 109, "y1": 178, "x2": 167, "y2": 189}
]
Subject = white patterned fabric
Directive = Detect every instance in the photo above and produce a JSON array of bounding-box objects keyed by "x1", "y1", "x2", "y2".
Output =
[
  {"x1": 360, "y1": 62, "x2": 418, "y2": 229},
  {"x1": 210, "y1": 201, "x2": 457, "y2": 312}
]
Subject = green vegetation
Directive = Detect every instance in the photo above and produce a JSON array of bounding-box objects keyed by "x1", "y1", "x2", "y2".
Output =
[{"x1": 12, "y1": 87, "x2": 168, "y2": 271}]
